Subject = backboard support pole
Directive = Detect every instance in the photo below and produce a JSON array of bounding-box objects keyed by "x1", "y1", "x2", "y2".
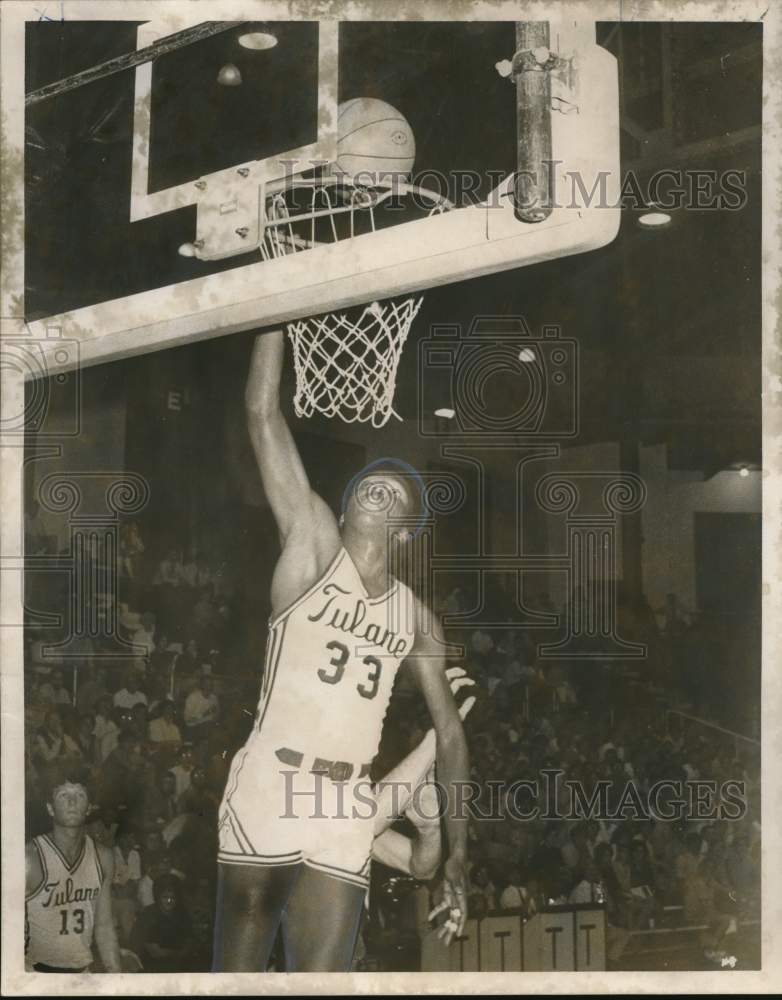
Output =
[{"x1": 514, "y1": 22, "x2": 554, "y2": 224}]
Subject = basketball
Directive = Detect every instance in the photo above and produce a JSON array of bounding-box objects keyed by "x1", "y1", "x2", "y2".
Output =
[{"x1": 336, "y1": 98, "x2": 416, "y2": 182}]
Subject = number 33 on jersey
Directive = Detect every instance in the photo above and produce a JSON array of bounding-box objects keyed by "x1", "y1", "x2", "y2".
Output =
[{"x1": 254, "y1": 548, "x2": 417, "y2": 765}]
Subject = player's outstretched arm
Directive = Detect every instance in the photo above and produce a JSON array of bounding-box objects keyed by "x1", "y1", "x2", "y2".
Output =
[
  {"x1": 245, "y1": 331, "x2": 316, "y2": 541},
  {"x1": 94, "y1": 845, "x2": 121, "y2": 972},
  {"x1": 406, "y1": 601, "x2": 470, "y2": 936},
  {"x1": 372, "y1": 670, "x2": 474, "y2": 881},
  {"x1": 245, "y1": 332, "x2": 340, "y2": 608}
]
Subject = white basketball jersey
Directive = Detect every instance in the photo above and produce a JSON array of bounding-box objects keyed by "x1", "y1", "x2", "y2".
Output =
[
  {"x1": 254, "y1": 548, "x2": 417, "y2": 764},
  {"x1": 26, "y1": 833, "x2": 103, "y2": 969}
]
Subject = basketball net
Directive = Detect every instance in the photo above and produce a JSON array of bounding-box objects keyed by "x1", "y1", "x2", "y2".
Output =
[
  {"x1": 261, "y1": 174, "x2": 450, "y2": 427},
  {"x1": 287, "y1": 297, "x2": 423, "y2": 428}
]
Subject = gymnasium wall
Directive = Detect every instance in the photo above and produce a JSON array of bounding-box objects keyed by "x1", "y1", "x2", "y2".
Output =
[{"x1": 640, "y1": 443, "x2": 762, "y2": 613}]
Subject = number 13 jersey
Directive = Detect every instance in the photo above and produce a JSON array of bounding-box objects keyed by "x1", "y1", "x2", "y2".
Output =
[
  {"x1": 254, "y1": 547, "x2": 417, "y2": 766},
  {"x1": 25, "y1": 834, "x2": 103, "y2": 970}
]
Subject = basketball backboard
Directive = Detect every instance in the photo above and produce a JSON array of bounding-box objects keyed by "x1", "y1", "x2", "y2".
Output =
[{"x1": 17, "y1": 10, "x2": 620, "y2": 374}]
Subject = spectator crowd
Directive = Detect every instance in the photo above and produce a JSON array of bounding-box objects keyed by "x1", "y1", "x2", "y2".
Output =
[{"x1": 23, "y1": 525, "x2": 761, "y2": 970}]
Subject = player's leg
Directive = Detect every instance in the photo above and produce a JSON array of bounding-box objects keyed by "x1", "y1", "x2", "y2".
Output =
[
  {"x1": 212, "y1": 862, "x2": 299, "y2": 971},
  {"x1": 281, "y1": 866, "x2": 365, "y2": 972}
]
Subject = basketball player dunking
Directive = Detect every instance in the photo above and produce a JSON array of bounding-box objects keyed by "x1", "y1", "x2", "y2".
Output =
[
  {"x1": 213, "y1": 331, "x2": 470, "y2": 972},
  {"x1": 25, "y1": 772, "x2": 121, "y2": 973}
]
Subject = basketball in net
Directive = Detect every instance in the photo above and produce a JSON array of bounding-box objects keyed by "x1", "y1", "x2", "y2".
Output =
[
  {"x1": 287, "y1": 298, "x2": 423, "y2": 428},
  {"x1": 335, "y1": 98, "x2": 416, "y2": 182}
]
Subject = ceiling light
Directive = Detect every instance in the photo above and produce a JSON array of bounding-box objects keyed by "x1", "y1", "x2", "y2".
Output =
[
  {"x1": 238, "y1": 31, "x2": 278, "y2": 50},
  {"x1": 638, "y1": 210, "x2": 672, "y2": 229},
  {"x1": 217, "y1": 63, "x2": 242, "y2": 86},
  {"x1": 739, "y1": 466, "x2": 750, "y2": 478}
]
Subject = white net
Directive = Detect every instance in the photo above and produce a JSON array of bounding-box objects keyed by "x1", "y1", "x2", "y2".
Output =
[{"x1": 287, "y1": 297, "x2": 423, "y2": 428}]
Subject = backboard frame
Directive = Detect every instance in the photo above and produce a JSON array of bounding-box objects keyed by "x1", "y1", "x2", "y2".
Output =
[
  {"x1": 130, "y1": 19, "x2": 339, "y2": 223},
  {"x1": 12, "y1": 9, "x2": 621, "y2": 375}
]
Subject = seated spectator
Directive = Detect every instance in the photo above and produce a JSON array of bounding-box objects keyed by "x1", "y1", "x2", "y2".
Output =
[
  {"x1": 176, "y1": 639, "x2": 203, "y2": 678},
  {"x1": 190, "y1": 587, "x2": 217, "y2": 642},
  {"x1": 467, "y1": 863, "x2": 497, "y2": 914},
  {"x1": 153, "y1": 549, "x2": 184, "y2": 588},
  {"x1": 186, "y1": 874, "x2": 216, "y2": 971},
  {"x1": 99, "y1": 706, "x2": 135, "y2": 763},
  {"x1": 86, "y1": 804, "x2": 119, "y2": 849},
  {"x1": 73, "y1": 711, "x2": 97, "y2": 764},
  {"x1": 119, "y1": 519, "x2": 145, "y2": 579},
  {"x1": 183, "y1": 674, "x2": 219, "y2": 739},
  {"x1": 93, "y1": 692, "x2": 116, "y2": 746},
  {"x1": 683, "y1": 855, "x2": 735, "y2": 962},
  {"x1": 499, "y1": 864, "x2": 530, "y2": 912},
  {"x1": 137, "y1": 852, "x2": 172, "y2": 910},
  {"x1": 112, "y1": 827, "x2": 142, "y2": 945},
  {"x1": 194, "y1": 554, "x2": 215, "y2": 592},
  {"x1": 38, "y1": 669, "x2": 72, "y2": 707},
  {"x1": 148, "y1": 633, "x2": 175, "y2": 676},
  {"x1": 149, "y1": 700, "x2": 183, "y2": 751},
  {"x1": 114, "y1": 671, "x2": 148, "y2": 711},
  {"x1": 561, "y1": 822, "x2": 590, "y2": 872},
  {"x1": 629, "y1": 838, "x2": 657, "y2": 898},
  {"x1": 141, "y1": 769, "x2": 180, "y2": 831},
  {"x1": 171, "y1": 745, "x2": 195, "y2": 801},
  {"x1": 33, "y1": 709, "x2": 80, "y2": 765},
  {"x1": 146, "y1": 675, "x2": 171, "y2": 718},
  {"x1": 568, "y1": 858, "x2": 604, "y2": 905},
  {"x1": 675, "y1": 831, "x2": 703, "y2": 890},
  {"x1": 100, "y1": 730, "x2": 147, "y2": 816},
  {"x1": 178, "y1": 766, "x2": 219, "y2": 823},
  {"x1": 613, "y1": 838, "x2": 654, "y2": 931},
  {"x1": 75, "y1": 664, "x2": 107, "y2": 715},
  {"x1": 132, "y1": 612, "x2": 157, "y2": 660},
  {"x1": 130, "y1": 702, "x2": 150, "y2": 744},
  {"x1": 131, "y1": 874, "x2": 194, "y2": 973}
]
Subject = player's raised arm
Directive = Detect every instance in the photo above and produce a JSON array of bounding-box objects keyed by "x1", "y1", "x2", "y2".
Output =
[
  {"x1": 93, "y1": 845, "x2": 121, "y2": 972},
  {"x1": 245, "y1": 330, "x2": 318, "y2": 542}
]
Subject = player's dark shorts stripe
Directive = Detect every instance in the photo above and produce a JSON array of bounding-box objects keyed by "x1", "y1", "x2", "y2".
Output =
[{"x1": 217, "y1": 851, "x2": 302, "y2": 867}]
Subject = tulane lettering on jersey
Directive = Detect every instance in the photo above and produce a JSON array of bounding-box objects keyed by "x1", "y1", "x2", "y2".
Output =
[
  {"x1": 254, "y1": 548, "x2": 417, "y2": 765},
  {"x1": 306, "y1": 583, "x2": 411, "y2": 657},
  {"x1": 40, "y1": 877, "x2": 100, "y2": 908},
  {"x1": 25, "y1": 834, "x2": 103, "y2": 970}
]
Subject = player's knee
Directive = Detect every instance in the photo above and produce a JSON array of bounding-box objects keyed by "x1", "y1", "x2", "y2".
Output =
[{"x1": 222, "y1": 867, "x2": 288, "y2": 921}]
